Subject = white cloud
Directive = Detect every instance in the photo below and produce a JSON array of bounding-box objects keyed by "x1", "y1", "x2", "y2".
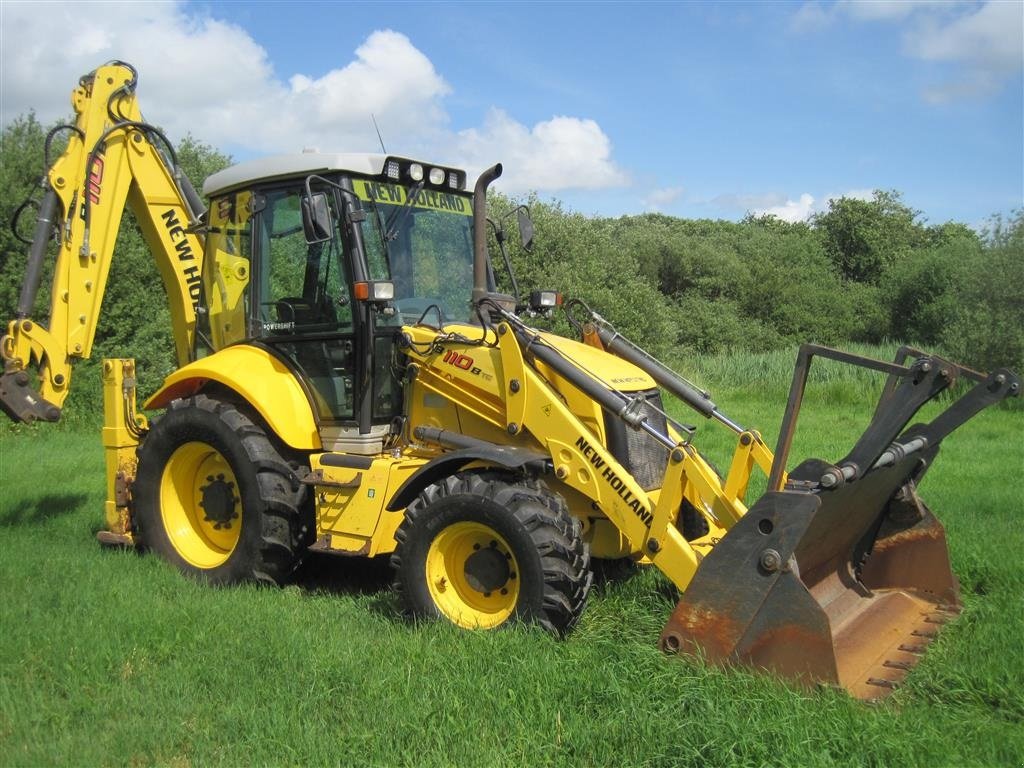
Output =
[
  {"x1": 750, "y1": 188, "x2": 874, "y2": 222},
  {"x1": 456, "y1": 109, "x2": 628, "y2": 193},
  {"x1": 836, "y1": 0, "x2": 940, "y2": 22},
  {"x1": 790, "y1": 1, "x2": 835, "y2": 33},
  {"x1": 0, "y1": 2, "x2": 626, "y2": 193},
  {"x1": 906, "y1": 1, "x2": 1023, "y2": 74},
  {"x1": 753, "y1": 193, "x2": 817, "y2": 223},
  {"x1": 642, "y1": 186, "x2": 685, "y2": 211},
  {"x1": 789, "y1": 1, "x2": 1022, "y2": 102}
]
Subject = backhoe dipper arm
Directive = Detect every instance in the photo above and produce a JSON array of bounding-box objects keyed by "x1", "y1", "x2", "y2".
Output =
[{"x1": 1, "y1": 62, "x2": 205, "y2": 423}]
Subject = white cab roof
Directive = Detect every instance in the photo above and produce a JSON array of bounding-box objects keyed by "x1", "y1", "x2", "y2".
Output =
[{"x1": 203, "y1": 153, "x2": 390, "y2": 196}]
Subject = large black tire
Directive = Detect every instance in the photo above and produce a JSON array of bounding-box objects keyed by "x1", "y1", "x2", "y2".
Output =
[
  {"x1": 132, "y1": 394, "x2": 308, "y2": 586},
  {"x1": 391, "y1": 473, "x2": 592, "y2": 636}
]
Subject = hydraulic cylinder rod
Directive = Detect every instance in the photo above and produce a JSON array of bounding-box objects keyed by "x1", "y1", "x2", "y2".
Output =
[
  {"x1": 510, "y1": 323, "x2": 676, "y2": 450},
  {"x1": 589, "y1": 321, "x2": 744, "y2": 433}
]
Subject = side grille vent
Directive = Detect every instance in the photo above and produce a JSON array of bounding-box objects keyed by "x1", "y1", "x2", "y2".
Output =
[{"x1": 603, "y1": 389, "x2": 670, "y2": 492}]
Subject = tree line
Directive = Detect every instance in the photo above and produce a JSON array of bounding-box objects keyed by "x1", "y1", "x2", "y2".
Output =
[{"x1": 1, "y1": 113, "x2": 1020, "y2": 417}]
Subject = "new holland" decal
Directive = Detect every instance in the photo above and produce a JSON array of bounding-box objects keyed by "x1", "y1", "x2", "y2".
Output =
[{"x1": 575, "y1": 435, "x2": 653, "y2": 526}]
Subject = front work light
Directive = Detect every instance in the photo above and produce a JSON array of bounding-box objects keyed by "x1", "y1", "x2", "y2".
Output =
[
  {"x1": 529, "y1": 290, "x2": 562, "y2": 311},
  {"x1": 354, "y1": 281, "x2": 395, "y2": 302}
]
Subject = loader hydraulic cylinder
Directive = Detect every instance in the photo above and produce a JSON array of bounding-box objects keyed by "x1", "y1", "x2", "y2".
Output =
[
  {"x1": 510, "y1": 323, "x2": 675, "y2": 449},
  {"x1": 16, "y1": 187, "x2": 60, "y2": 319}
]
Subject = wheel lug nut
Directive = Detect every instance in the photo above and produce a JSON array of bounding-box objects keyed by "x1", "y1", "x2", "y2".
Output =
[
  {"x1": 500, "y1": 588, "x2": 508, "y2": 595},
  {"x1": 472, "y1": 543, "x2": 481, "y2": 550}
]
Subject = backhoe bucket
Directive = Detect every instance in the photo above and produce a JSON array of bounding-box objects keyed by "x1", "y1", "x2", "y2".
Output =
[
  {"x1": 660, "y1": 450, "x2": 959, "y2": 699},
  {"x1": 659, "y1": 345, "x2": 1019, "y2": 700}
]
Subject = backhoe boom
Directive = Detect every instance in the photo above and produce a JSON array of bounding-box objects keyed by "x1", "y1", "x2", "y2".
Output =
[{"x1": 1, "y1": 62, "x2": 204, "y2": 423}]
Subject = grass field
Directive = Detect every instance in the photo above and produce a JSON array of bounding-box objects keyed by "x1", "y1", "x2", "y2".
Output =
[{"x1": 1, "y1": 346, "x2": 1022, "y2": 767}]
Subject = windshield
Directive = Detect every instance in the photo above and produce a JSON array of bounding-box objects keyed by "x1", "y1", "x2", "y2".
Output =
[{"x1": 353, "y1": 179, "x2": 475, "y2": 324}]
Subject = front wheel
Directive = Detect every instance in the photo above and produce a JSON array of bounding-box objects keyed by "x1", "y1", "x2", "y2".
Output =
[
  {"x1": 391, "y1": 473, "x2": 592, "y2": 636},
  {"x1": 132, "y1": 394, "x2": 308, "y2": 586}
]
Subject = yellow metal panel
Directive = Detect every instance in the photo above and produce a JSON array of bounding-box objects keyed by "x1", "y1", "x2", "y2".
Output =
[
  {"x1": 144, "y1": 345, "x2": 318, "y2": 450},
  {"x1": 101, "y1": 358, "x2": 146, "y2": 540},
  {"x1": 312, "y1": 452, "x2": 428, "y2": 556}
]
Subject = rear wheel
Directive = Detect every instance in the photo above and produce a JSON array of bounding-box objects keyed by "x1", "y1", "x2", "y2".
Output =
[
  {"x1": 391, "y1": 473, "x2": 592, "y2": 636},
  {"x1": 132, "y1": 394, "x2": 307, "y2": 585}
]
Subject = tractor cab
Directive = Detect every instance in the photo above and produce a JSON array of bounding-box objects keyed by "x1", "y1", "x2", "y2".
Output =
[{"x1": 196, "y1": 154, "x2": 474, "y2": 453}]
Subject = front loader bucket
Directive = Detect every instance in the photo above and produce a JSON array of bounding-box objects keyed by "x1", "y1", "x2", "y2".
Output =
[
  {"x1": 660, "y1": 345, "x2": 1019, "y2": 700},
  {"x1": 660, "y1": 450, "x2": 959, "y2": 699}
]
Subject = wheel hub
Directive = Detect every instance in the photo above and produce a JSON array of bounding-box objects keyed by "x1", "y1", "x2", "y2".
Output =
[
  {"x1": 464, "y1": 544, "x2": 511, "y2": 593},
  {"x1": 199, "y1": 473, "x2": 239, "y2": 529}
]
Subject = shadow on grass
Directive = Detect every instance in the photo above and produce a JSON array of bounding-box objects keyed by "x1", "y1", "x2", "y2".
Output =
[
  {"x1": 293, "y1": 552, "x2": 404, "y2": 622},
  {"x1": 0, "y1": 493, "x2": 88, "y2": 526},
  {"x1": 293, "y1": 551, "x2": 394, "y2": 596}
]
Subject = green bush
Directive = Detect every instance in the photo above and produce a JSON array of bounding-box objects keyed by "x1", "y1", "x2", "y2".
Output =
[{"x1": 938, "y1": 211, "x2": 1024, "y2": 373}]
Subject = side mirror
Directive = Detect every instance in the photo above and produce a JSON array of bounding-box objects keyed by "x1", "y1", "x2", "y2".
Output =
[
  {"x1": 301, "y1": 192, "x2": 334, "y2": 244},
  {"x1": 517, "y1": 208, "x2": 534, "y2": 252}
]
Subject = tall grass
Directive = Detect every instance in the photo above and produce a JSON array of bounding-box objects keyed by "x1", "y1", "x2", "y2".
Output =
[{"x1": 1, "y1": 344, "x2": 1022, "y2": 766}]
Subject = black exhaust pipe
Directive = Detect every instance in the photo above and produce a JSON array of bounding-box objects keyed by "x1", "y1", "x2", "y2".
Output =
[{"x1": 472, "y1": 163, "x2": 502, "y2": 306}]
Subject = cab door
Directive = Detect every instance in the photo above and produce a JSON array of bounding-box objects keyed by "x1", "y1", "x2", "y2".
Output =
[{"x1": 251, "y1": 184, "x2": 356, "y2": 424}]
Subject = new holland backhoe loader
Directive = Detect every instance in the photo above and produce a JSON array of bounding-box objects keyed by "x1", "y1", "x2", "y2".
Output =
[{"x1": 3, "y1": 63, "x2": 1019, "y2": 699}]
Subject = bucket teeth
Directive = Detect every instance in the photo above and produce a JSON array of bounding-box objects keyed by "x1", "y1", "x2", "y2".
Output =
[
  {"x1": 911, "y1": 629, "x2": 938, "y2": 639},
  {"x1": 883, "y1": 660, "x2": 913, "y2": 671},
  {"x1": 866, "y1": 677, "x2": 899, "y2": 689},
  {"x1": 898, "y1": 644, "x2": 927, "y2": 654}
]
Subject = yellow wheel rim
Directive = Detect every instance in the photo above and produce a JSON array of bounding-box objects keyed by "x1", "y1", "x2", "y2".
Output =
[
  {"x1": 159, "y1": 442, "x2": 242, "y2": 569},
  {"x1": 425, "y1": 521, "x2": 520, "y2": 629}
]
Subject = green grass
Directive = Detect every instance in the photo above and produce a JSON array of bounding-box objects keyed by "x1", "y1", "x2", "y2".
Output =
[{"x1": 2, "y1": 348, "x2": 1023, "y2": 767}]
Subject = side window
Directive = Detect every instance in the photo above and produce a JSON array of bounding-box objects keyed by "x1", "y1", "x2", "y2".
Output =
[
  {"x1": 259, "y1": 188, "x2": 352, "y2": 336},
  {"x1": 257, "y1": 185, "x2": 355, "y2": 422},
  {"x1": 199, "y1": 191, "x2": 253, "y2": 353}
]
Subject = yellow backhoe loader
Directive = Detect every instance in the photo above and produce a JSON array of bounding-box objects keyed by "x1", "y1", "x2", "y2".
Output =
[{"x1": 3, "y1": 63, "x2": 1018, "y2": 699}]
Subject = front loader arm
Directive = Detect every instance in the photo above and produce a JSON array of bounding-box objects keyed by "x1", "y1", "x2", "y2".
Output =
[{"x1": 1, "y1": 62, "x2": 204, "y2": 423}]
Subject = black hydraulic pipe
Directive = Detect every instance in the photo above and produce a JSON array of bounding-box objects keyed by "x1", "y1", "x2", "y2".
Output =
[
  {"x1": 593, "y1": 324, "x2": 717, "y2": 419},
  {"x1": 414, "y1": 425, "x2": 498, "y2": 452},
  {"x1": 16, "y1": 187, "x2": 60, "y2": 319},
  {"x1": 176, "y1": 169, "x2": 206, "y2": 226},
  {"x1": 512, "y1": 325, "x2": 675, "y2": 450},
  {"x1": 472, "y1": 164, "x2": 502, "y2": 305}
]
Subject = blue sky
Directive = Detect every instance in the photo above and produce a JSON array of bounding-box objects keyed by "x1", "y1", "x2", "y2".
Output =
[{"x1": 1, "y1": 1, "x2": 1021, "y2": 227}]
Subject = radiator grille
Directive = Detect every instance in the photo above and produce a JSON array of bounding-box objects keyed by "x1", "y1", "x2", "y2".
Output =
[{"x1": 604, "y1": 389, "x2": 670, "y2": 492}]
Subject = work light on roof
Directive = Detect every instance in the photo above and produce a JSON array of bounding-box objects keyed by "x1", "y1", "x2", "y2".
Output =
[
  {"x1": 429, "y1": 167, "x2": 445, "y2": 185},
  {"x1": 408, "y1": 163, "x2": 424, "y2": 182},
  {"x1": 385, "y1": 160, "x2": 400, "y2": 180}
]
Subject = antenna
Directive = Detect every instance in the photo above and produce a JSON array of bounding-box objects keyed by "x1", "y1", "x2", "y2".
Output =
[{"x1": 371, "y1": 114, "x2": 388, "y2": 154}]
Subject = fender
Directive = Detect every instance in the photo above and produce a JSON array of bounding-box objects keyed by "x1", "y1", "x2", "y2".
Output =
[
  {"x1": 386, "y1": 446, "x2": 552, "y2": 512},
  {"x1": 144, "y1": 344, "x2": 319, "y2": 450}
]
